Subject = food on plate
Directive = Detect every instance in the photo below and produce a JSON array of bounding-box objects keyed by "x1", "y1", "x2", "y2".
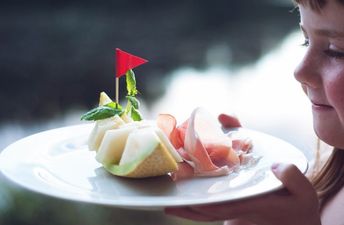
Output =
[
  {"x1": 82, "y1": 92, "x2": 257, "y2": 179},
  {"x1": 157, "y1": 107, "x2": 256, "y2": 180},
  {"x1": 82, "y1": 91, "x2": 183, "y2": 178},
  {"x1": 81, "y1": 49, "x2": 258, "y2": 179},
  {"x1": 103, "y1": 126, "x2": 181, "y2": 178},
  {"x1": 87, "y1": 114, "x2": 125, "y2": 152}
]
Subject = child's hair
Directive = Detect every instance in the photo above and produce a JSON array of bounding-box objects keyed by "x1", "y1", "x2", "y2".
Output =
[
  {"x1": 293, "y1": 0, "x2": 344, "y2": 11},
  {"x1": 312, "y1": 148, "x2": 344, "y2": 207},
  {"x1": 293, "y1": 0, "x2": 344, "y2": 208}
]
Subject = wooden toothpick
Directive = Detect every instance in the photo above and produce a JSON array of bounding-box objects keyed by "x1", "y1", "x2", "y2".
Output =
[{"x1": 115, "y1": 77, "x2": 119, "y2": 104}]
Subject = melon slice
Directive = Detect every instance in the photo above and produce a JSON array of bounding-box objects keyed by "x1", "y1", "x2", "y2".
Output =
[
  {"x1": 104, "y1": 127, "x2": 179, "y2": 178},
  {"x1": 99, "y1": 91, "x2": 113, "y2": 106},
  {"x1": 155, "y1": 128, "x2": 183, "y2": 163},
  {"x1": 96, "y1": 126, "x2": 137, "y2": 165},
  {"x1": 88, "y1": 115, "x2": 125, "y2": 151},
  {"x1": 95, "y1": 121, "x2": 151, "y2": 165},
  {"x1": 120, "y1": 113, "x2": 134, "y2": 123}
]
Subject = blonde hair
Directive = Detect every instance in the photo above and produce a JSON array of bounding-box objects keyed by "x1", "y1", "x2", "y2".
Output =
[{"x1": 309, "y1": 145, "x2": 344, "y2": 208}]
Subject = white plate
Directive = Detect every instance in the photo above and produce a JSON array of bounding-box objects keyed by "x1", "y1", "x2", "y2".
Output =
[{"x1": 0, "y1": 124, "x2": 308, "y2": 210}]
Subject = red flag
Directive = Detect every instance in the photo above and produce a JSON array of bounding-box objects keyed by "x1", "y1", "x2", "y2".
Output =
[{"x1": 115, "y1": 48, "x2": 148, "y2": 78}]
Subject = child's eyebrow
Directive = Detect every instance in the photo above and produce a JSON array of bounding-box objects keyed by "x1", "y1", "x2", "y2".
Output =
[
  {"x1": 315, "y1": 29, "x2": 344, "y2": 39},
  {"x1": 300, "y1": 24, "x2": 344, "y2": 39}
]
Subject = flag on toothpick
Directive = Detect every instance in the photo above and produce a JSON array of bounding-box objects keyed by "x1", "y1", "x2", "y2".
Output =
[{"x1": 115, "y1": 48, "x2": 148, "y2": 78}]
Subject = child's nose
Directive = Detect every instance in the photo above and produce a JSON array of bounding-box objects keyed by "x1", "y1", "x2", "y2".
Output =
[{"x1": 294, "y1": 48, "x2": 322, "y2": 89}]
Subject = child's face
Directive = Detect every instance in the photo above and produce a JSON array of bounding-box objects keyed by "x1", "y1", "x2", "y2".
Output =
[{"x1": 294, "y1": 0, "x2": 344, "y2": 149}]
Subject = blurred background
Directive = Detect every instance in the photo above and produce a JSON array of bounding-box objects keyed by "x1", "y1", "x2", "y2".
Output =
[{"x1": 0, "y1": 0, "x2": 317, "y2": 224}]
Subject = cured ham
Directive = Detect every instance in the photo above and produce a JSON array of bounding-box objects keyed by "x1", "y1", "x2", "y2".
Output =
[{"x1": 157, "y1": 108, "x2": 253, "y2": 180}]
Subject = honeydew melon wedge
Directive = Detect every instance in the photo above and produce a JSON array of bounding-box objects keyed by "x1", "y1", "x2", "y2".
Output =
[
  {"x1": 103, "y1": 127, "x2": 181, "y2": 178},
  {"x1": 88, "y1": 115, "x2": 125, "y2": 151},
  {"x1": 96, "y1": 126, "x2": 137, "y2": 165},
  {"x1": 120, "y1": 113, "x2": 134, "y2": 123},
  {"x1": 155, "y1": 128, "x2": 183, "y2": 163},
  {"x1": 99, "y1": 91, "x2": 113, "y2": 106}
]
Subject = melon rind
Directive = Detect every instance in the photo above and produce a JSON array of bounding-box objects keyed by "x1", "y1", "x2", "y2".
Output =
[{"x1": 103, "y1": 127, "x2": 179, "y2": 178}]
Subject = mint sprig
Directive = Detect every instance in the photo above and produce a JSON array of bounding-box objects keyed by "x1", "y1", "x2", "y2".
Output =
[
  {"x1": 124, "y1": 70, "x2": 142, "y2": 121},
  {"x1": 81, "y1": 69, "x2": 143, "y2": 121}
]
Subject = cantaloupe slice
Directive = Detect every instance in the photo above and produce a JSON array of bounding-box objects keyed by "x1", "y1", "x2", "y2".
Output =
[{"x1": 103, "y1": 127, "x2": 180, "y2": 178}]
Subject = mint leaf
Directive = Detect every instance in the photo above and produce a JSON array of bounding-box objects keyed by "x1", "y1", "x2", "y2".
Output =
[
  {"x1": 126, "y1": 70, "x2": 138, "y2": 96},
  {"x1": 80, "y1": 106, "x2": 123, "y2": 121},
  {"x1": 130, "y1": 107, "x2": 143, "y2": 121},
  {"x1": 105, "y1": 102, "x2": 122, "y2": 110},
  {"x1": 126, "y1": 96, "x2": 140, "y2": 109}
]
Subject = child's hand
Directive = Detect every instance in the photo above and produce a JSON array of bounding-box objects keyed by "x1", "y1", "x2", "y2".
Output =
[{"x1": 165, "y1": 163, "x2": 321, "y2": 225}]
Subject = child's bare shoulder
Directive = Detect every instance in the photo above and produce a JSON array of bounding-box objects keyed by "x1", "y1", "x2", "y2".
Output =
[{"x1": 321, "y1": 186, "x2": 344, "y2": 225}]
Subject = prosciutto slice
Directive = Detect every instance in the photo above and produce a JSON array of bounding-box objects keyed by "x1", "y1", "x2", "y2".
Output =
[
  {"x1": 157, "y1": 108, "x2": 251, "y2": 180},
  {"x1": 183, "y1": 108, "x2": 233, "y2": 175}
]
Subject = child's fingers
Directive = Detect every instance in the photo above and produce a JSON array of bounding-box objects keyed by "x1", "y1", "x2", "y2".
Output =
[
  {"x1": 164, "y1": 207, "x2": 219, "y2": 221},
  {"x1": 218, "y1": 114, "x2": 242, "y2": 128},
  {"x1": 271, "y1": 163, "x2": 314, "y2": 198}
]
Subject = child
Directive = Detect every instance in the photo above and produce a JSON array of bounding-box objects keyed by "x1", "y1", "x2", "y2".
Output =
[{"x1": 165, "y1": 0, "x2": 344, "y2": 224}]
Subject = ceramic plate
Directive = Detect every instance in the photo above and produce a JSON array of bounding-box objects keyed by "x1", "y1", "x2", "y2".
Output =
[{"x1": 0, "y1": 124, "x2": 308, "y2": 210}]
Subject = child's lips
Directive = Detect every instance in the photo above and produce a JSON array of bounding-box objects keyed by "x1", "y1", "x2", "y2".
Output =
[{"x1": 311, "y1": 100, "x2": 333, "y2": 111}]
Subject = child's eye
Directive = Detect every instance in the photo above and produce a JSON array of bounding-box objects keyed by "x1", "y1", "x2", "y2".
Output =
[
  {"x1": 324, "y1": 49, "x2": 344, "y2": 59},
  {"x1": 301, "y1": 39, "x2": 309, "y2": 47}
]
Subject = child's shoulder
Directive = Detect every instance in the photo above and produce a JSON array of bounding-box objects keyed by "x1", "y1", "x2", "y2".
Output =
[{"x1": 321, "y1": 185, "x2": 344, "y2": 225}]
